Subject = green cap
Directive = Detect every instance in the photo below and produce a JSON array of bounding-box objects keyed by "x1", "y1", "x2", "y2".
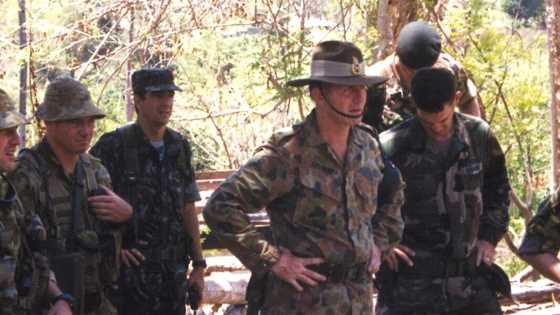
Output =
[
  {"x1": 0, "y1": 89, "x2": 28, "y2": 129},
  {"x1": 37, "y1": 77, "x2": 105, "y2": 122}
]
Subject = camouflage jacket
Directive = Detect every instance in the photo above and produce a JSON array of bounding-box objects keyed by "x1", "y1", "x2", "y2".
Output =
[
  {"x1": 380, "y1": 113, "x2": 510, "y2": 259},
  {"x1": 9, "y1": 138, "x2": 119, "y2": 295},
  {"x1": 204, "y1": 110, "x2": 405, "y2": 273},
  {"x1": 519, "y1": 189, "x2": 560, "y2": 256},
  {"x1": 0, "y1": 176, "x2": 24, "y2": 314},
  {"x1": 90, "y1": 123, "x2": 200, "y2": 265},
  {"x1": 367, "y1": 53, "x2": 479, "y2": 131}
]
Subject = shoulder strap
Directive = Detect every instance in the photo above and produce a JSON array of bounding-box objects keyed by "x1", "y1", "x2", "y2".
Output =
[
  {"x1": 166, "y1": 128, "x2": 189, "y2": 175},
  {"x1": 117, "y1": 124, "x2": 141, "y2": 183},
  {"x1": 80, "y1": 154, "x2": 99, "y2": 192},
  {"x1": 116, "y1": 124, "x2": 140, "y2": 243}
]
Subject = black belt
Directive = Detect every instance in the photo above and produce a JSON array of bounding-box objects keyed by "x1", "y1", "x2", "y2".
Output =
[
  {"x1": 310, "y1": 263, "x2": 369, "y2": 283},
  {"x1": 398, "y1": 254, "x2": 477, "y2": 278}
]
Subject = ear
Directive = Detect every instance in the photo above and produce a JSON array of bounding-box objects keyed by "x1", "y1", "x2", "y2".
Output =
[
  {"x1": 453, "y1": 90, "x2": 462, "y2": 104},
  {"x1": 309, "y1": 85, "x2": 323, "y2": 104}
]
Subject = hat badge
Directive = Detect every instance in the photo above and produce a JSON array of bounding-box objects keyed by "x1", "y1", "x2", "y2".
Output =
[{"x1": 351, "y1": 56, "x2": 361, "y2": 75}]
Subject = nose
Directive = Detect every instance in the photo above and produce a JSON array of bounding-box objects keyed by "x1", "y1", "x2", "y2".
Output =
[
  {"x1": 7, "y1": 129, "x2": 21, "y2": 146},
  {"x1": 78, "y1": 120, "x2": 95, "y2": 137}
]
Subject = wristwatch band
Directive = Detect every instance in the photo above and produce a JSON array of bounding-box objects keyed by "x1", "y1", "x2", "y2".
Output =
[{"x1": 52, "y1": 292, "x2": 74, "y2": 307}]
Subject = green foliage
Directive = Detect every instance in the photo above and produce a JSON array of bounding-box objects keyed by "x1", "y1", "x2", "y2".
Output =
[
  {"x1": 502, "y1": 0, "x2": 545, "y2": 23},
  {"x1": 0, "y1": 0, "x2": 553, "y2": 219}
]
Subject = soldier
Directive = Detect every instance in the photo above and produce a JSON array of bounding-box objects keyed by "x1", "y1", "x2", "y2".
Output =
[
  {"x1": 9, "y1": 77, "x2": 133, "y2": 315},
  {"x1": 365, "y1": 21, "x2": 483, "y2": 132},
  {"x1": 519, "y1": 189, "x2": 560, "y2": 282},
  {"x1": 376, "y1": 68, "x2": 510, "y2": 314},
  {"x1": 0, "y1": 88, "x2": 73, "y2": 315},
  {"x1": 203, "y1": 40, "x2": 405, "y2": 314},
  {"x1": 89, "y1": 68, "x2": 205, "y2": 315}
]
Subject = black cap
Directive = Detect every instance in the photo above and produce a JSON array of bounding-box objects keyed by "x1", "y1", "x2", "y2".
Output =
[
  {"x1": 396, "y1": 21, "x2": 441, "y2": 69},
  {"x1": 132, "y1": 68, "x2": 182, "y2": 95},
  {"x1": 411, "y1": 67, "x2": 456, "y2": 113}
]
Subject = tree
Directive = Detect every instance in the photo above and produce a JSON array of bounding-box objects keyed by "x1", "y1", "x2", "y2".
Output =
[{"x1": 546, "y1": 0, "x2": 560, "y2": 189}]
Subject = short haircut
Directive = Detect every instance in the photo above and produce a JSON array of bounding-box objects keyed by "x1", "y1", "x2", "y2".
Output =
[{"x1": 411, "y1": 67, "x2": 456, "y2": 113}]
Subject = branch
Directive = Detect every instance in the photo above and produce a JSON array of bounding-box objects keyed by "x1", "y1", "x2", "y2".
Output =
[
  {"x1": 76, "y1": 7, "x2": 128, "y2": 80},
  {"x1": 190, "y1": 91, "x2": 234, "y2": 169},
  {"x1": 94, "y1": 0, "x2": 172, "y2": 106},
  {"x1": 511, "y1": 190, "x2": 534, "y2": 224}
]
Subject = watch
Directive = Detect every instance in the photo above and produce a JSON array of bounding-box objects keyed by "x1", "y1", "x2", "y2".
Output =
[
  {"x1": 192, "y1": 259, "x2": 207, "y2": 268},
  {"x1": 52, "y1": 292, "x2": 74, "y2": 307}
]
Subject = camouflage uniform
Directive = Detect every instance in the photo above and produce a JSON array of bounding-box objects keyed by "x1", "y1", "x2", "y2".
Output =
[
  {"x1": 377, "y1": 113, "x2": 510, "y2": 315},
  {"x1": 204, "y1": 111, "x2": 405, "y2": 315},
  {"x1": 89, "y1": 122, "x2": 200, "y2": 315},
  {"x1": 519, "y1": 190, "x2": 560, "y2": 256},
  {"x1": 9, "y1": 77, "x2": 118, "y2": 315},
  {"x1": 0, "y1": 89, "x2": 49, "y2": 315},
  {"x1": 0, "y1": 177, "x2": 27, "y2": 315},
  {"x1": 10, "y1": 139, "x2": 118, "y2": 315},
  {"x1": 367, "y1": 53, "x2": 479, "y2": 131}
]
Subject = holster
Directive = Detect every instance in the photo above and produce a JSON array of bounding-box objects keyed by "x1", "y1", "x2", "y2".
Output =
[
  {"x1": 245, "y1": 271, "x2": 269, "y2": 315},
  {"x1": 50, "y1": 252, "x2": 85, "y2": 315},
  {"x1": 374, "y1": 263, "x2": 396, "y2": 306},
  {"x1": 478, "y1": 263, "x2": 511, "y2": 299},
  {"x1": 173, "y1": 263, "x2": 189, "y2": 309}
]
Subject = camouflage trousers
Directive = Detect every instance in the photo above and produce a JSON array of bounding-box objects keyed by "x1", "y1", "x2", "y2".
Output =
[
  {"x1": 260, "y1": 273, "x2": 373, "y2": 315},
  {"x1": 0, "y1": 302, "x2": 27, "y2": 315},
  {"x1": 117, "y1": 265, "x2": 187, "y2": 315},
  {"x1": 375, "y1": 273, "x2": 501, "y2": 315},
  {"x1": 85, "y1": 293, "x2": 117, "y2": 315}
]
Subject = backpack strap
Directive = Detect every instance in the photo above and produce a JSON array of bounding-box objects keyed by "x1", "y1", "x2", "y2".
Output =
[{"x1": 116, "y1": 124, "x2": 140, "y2": 244}]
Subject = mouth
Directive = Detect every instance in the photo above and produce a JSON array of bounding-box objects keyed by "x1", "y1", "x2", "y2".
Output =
[
  {"x1": 4, "y1": 150, "x2": 16, "y2": 161},
  {"x1": 346, "y1": 109, "x2": 364, "y2": 118}
]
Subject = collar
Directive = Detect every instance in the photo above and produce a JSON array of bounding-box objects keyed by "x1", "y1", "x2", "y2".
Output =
[
  {"x1": 300, "y1": 109, "x2": 364, "y2": 149},
  {"x1": 407, "y1": 113, "x2": 470, "y2": 153},
  {"x1": 36, "y1": 137, "x2": 64, "y2": 168},
  {"x1": 129, "y1": 122, "x2": 179, "y2": 159}
]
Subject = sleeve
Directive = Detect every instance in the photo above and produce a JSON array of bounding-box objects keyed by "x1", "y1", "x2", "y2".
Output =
[
  {"x1": 8, "y1": 159, "x2": 42, "y2": 220},
  {"x1": 372, "y1": 144, "x2": 405, "y2": 256},
  {"x1": 478, "y1": 129, "x2": 511, "y2": 246},
  {"x1": 202, "y1": 148, "x2": 294, "y2": 272},
  {"x1": 519, "y1": 193, "x2": 560, "y2": 256},
  {"x1": 453, "y1": 62, "x2": 480, "y2": 113},
  {"x1": 181, "y1": 139, "x2": 201, "y2": 203}
]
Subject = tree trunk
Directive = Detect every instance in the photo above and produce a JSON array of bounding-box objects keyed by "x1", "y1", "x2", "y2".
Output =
[
  {"x1": 375, "y1": 0, "x2": 392, "y2": 59},
  {"x1": 18, "y1": 0, "x2": 27, "y2": 145},
  {"x1": 546, "y1": 0, "x2": 560, "y2": 189},
  {"x1": 389, "y1": 0, "x2": 418, "y2": 49},
  {"x1": 125, "y1": 6, "x2": 135, "y2": 122}
]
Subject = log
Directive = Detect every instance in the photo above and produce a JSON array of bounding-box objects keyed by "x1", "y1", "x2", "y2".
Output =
[
  {"x1": 198, "y1": 270, "x2": 560, "y2": 307},
  {"x1": 202, "y1": 271, "x2": 250, "y2": 305},
  {"x1": 501, "y1": 279, "x2": 560, "y2": 305}
]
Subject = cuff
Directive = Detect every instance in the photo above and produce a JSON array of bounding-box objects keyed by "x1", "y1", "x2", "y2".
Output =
[{"x1": 478, "y1": 228, "x2": 500, "y2": 247}]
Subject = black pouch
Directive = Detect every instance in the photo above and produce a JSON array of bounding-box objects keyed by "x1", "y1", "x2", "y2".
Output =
[
  {"x1": 245, "y1": 271, "x2": 269, "y2": 315},
  {"x1": 50, "y1": 252, "x2": 85, "y2": 314},
  {"x1": 478, "y1": 263, "x2": 511, "y2": 299}
]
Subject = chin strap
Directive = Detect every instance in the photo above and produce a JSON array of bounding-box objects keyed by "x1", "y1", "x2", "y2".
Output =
[{"x1": 319, "y1": 84, "x2": 363, "y2": 119}]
